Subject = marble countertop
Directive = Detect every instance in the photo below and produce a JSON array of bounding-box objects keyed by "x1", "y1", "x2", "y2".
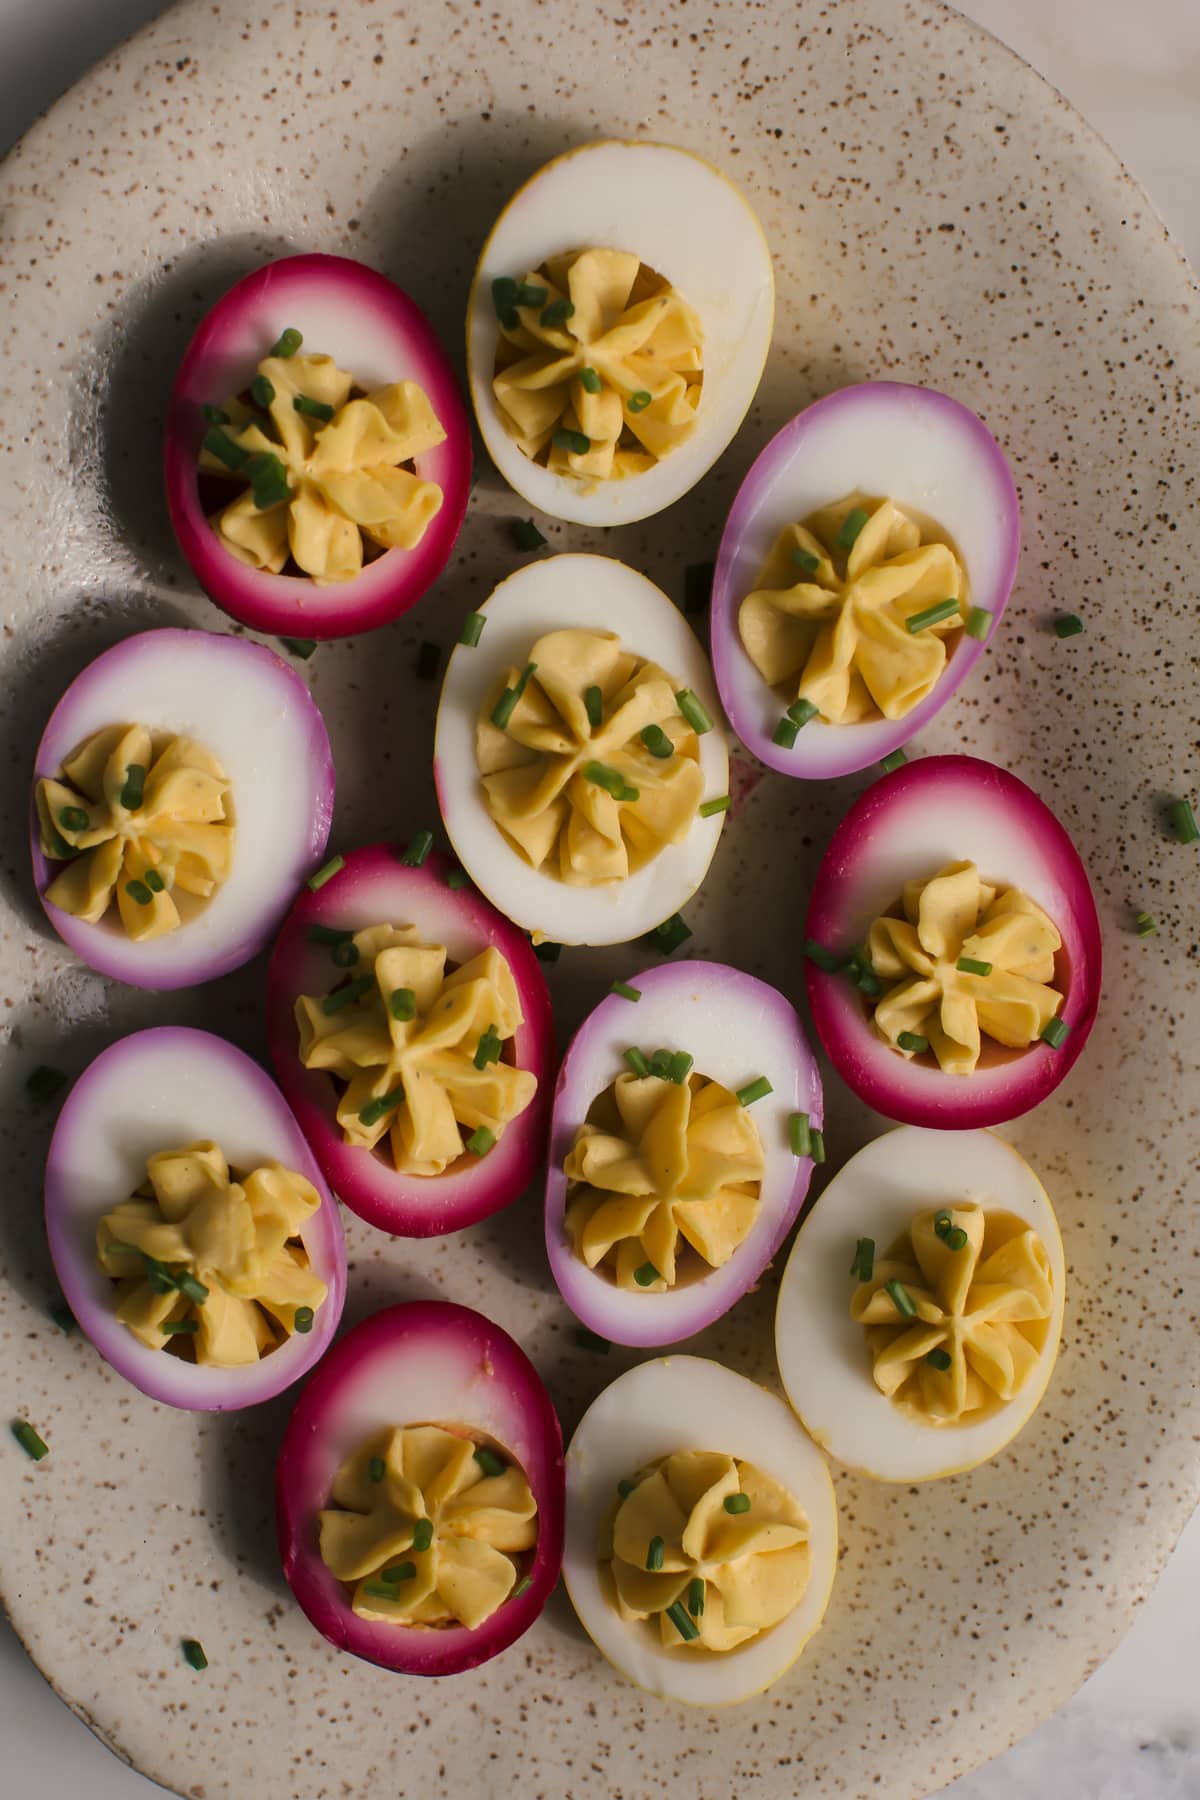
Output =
[{"x1": 0, "y1": 0, "x2": 1196, "y2": 1794}]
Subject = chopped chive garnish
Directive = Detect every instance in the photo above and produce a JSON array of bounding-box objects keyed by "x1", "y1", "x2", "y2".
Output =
[
  {"x1": 467, "y1": 1126, "x2": 495, "y2": 1156},
  {"x1": 182, "y1": 1639, "x2": 208, "y2": 1671},
  {"x1": 45, "y1": 827, "x2": 75, "y2": 860},
  {"x1": 880, "y1": 749, "x2": 908, "y2": 773},
  {"x1": 119, "y1": 763, "x2": 146, "y2": 811},
  {"x1": 541, "y1": 298, "x2": 575, "y2": 328},
  {"x1": 512, "y1": 517, "x2": 548, "y2": 551},
  {"x1": 617, "y1": 1478, "x2": 639, "y2": 1499},
  {"x1": 628, "y1": 389, "x2": 653, "y2": 413},
  {"x1": 634, "y1": 1262, "x2": 660, "y2": 1287},
  {"x1": 293, "y1": 1306, "x2": 314, "y2": 1334},
  {"x1": 849, "y1": 1237, "x2": 875, "y2": 1281},
  {"x1": 331, "y1": 939, "x2": 359, "y2": 969},
  {"x1": 474, "y1": 1025, "x2": 502, "y2": 1070},
  {"x1": 885, "y1": 1278, "x2": 916, "y2": 1319},
  {"x1": 723, "y1": 1493, "x2": 751, "y2": 1515},
  {"x1": 201, "y1": 404, "x2": 229, "y2": 425},
  {"x1": 125, "y1": 879, "x2": 153, "y2": 907},
  {"x1": 1168, "y1": 797, "x2": 1199, "y2": 844},
  {"x1": 382, "y1": 1562, "x2": 417, "y2": 1583},
  {"x1": 358, "y1": 1087, "x2": 405, "y2": 1128},
  {"x1": 683, "y1": 561, "x2": 714, "y2": 614},
  {"x1": 956, "y1": 956, "x2": 993, "y2": 976},
  {"x1": 308, "y1": 924, "x2": 353, "y2": 946},
  {"x1": 552, "y1": 426, "x2": 590, "y2": 455},
  {"x1": 579, "y1": 366, "x2": 602, "y2": 394},
  {"x1": 804, "y1": 938, "x2": 842, "y2": 973},
  {"x1": 308, "y1": 855, "x2": 345, "y2": 891},
  {"x1": 837, "y1": 506, "x2": 870, "y2": 550},
  {"x1": 459, "y1": 611, "x2": 486, "y2": 647},
  {"x1": 687, "y1": 1577, "x2": 705, "y2": 1617},
  {"x1": 416, "y1": 640, "x2": 441, "y2": 680},
  {"x1": 786, "y1": 697, "x2": 820, "y2": 728},
  {"x1": 533, "y1": 939, "x2": 562, "y2": 962},
  {"x1": 583, "y1": 760, "x2": 634, "y2": 798},
  {"x1": 666, "y1": 1599, "x2": 699, "y2": 1641},
  {"x1": 736, "y1": 1076, "x2": 772, "y2": 1107},
  {"x1": 584, "y1": 684, "x2": 603, "y2": 729},
  {"x1": 175, "y1": 1271, "x2": 209, "y2": 1304},
  {"x1": 925, "y1": 1347, "x2": 952, "y2": 1371},
  {"x1": 810, "y1": 1128, "x2": 826, "y2": 1164},
  {"x1": 1134, "y1": 911, "x2": 1158, "y2": 937},
  {"x1": 363, "y1": 1582, "x2": 403, "y2": 1600},
  {"x1": 368, "y1": 1457, "x2": 386, "y2": 1483},
  {"x1": 574, "y1": 1327, "x2": 611, "y2": 1354},
  {"x1": 934, "y1": 1211, "x2": 953, "y2": 1238},
  {"x1": 640, "y1": 723, "x2": 674, "y2": 759},
  {"x1": 474, "y1": 1446, "x2": 506, "y2": 1478},
  {"x1": 491, "y1": 660, "x2": 538, "y2": 730},
  {"x1": 897, "y1": 1031, "x2": 929, "y2": 1054},
  {"x1": 48, "y1": 1300, "x2": 75, "y2": 1333},
  {"x1": 624, "y1": 1047, "x2": 652, "y2": 1078},
  {"x1": 666, "y1": 1051, "x2": 694, "y2": 1085},
  {"x1": 161, "y1": 1318, "x2": 199, "y2": 1335},
  {"x1": 321, "y1": 974, "x2": 373, "y2": 1015},
  {"x1": 270, "y1": 327, "x2": 303, "y2": 358},
  {"x1": 646, "y1": 1535, "x2": 665, "y2": 1571},
  {"x1": 512, "y1": 1576, "x2": 533, "y2": 1598},
  {"x1": 492, "y1": 276, "x2": 519, "y2": 319},
  {"x1": 674, "y1": 689, "x2": 713, "y2": 734},
  {"x1": 643, "y1": 913, "x2": 692, "y2": 956},
  {"x1": 412, "y1": 1518, "x2": 434, "y2": 1552},
  {"x1": 446, "y1": 868, "x2": 469, "y2": 890},
  {"x1": 1041, "y1": 1016, "x2": 1071, "y2": 1048},
  {"x1": 401, "y1": 830, "x2": 434, "y2": 867},
  {"x1": 611, "y1": 980, "x2": 642, "y2": 1002},
  {"x1": 144, "y1": 869, "x2": 165, "y2": 895},
  {"x1": 699, "y1": 795, "x2": 730, "y2": 818},
  {"x1": 293, "y1": 393, "x2": 335, "y2": 422},
  {"x1": 515, "y1": 282, "x2": 548, "y2": 308},
  {"x1": 944, "y1": 1226, "x2": 969, "y2": 1252},
  {"x1": 906, "y1": 597, "x2": 961, "y2": 634},
  {"x1": 246, "y1": 451, "x2": 290, "y2": 509},
  {"x1": 789, "y1": 1112, "x2": 812, "y2": 1157},
  {"x1": 250, "y1": 373, "x2": 275, "y2": 409},
  {"x1": 773, "y1": 715, "x2": 800, "y2": 750},
  {"x1": 281, "y1": 636, "x2": 317, "y2": 659},
  {"x1": 792, "y1": 547, "x2": 821, "y2": 575},
  {"x1": 11, "y1": 1420, "x2": 48, "y2": 1461},
  {"x1": 1053, "y1": 613, "x2": 1085, "y2": 638},
  {"x1": 26, "y1": 1065, "x2": 67, "y2": 1103},
  {"x1": 965, "y1": 604, "x2": 993, "y2": 641},
  {"x1": 646, "y1": 1049, "x2": 674, "y2": 1081},
  {"x1": 59, "y1": 805, "x2": 90, "y2": 833},
  {"x1": 202, "y1": 425, "x2": 248, "y2": 471}
]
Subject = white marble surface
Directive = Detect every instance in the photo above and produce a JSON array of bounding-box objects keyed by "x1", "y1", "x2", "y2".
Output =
[{"x1": 0, "y1": 0, "x2": 1196, "y2": 1795}]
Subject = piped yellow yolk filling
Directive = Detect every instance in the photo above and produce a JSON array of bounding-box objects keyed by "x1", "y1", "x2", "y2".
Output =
[
  {"x1": 564, "y1": 1070, "x2": 764, "y2": 1291},
  {"x1": 868, "y1": 860, "x2": 1064, "y2": 1075},
  {"x1": 200, "y1": 348, "x2": 445, "y2": 585},
  {"x1": 295, "y1": 928, "x2": 537, "y2": 1175},
  {"x1": 96, "y1": 1141, "x2": 327, "y2": 1365},
  {"x1": 738, "y1": 493, "x2": 967, "y2": 724},
  {"x1": 319, "y1": 1425, "x2": 538, "y2": 1630},
  {"x1": 851, "y1": 1203, "x2": 1053, "y2": 1426},
  {"x1": 36, "y1": 724, "x2": 233, "y2": 941},
  {"x1": 492, "y1": 247, "x2": 703, "y2": 483},
  {"x1": 476, "y1": 627, "x2": 704, "y2": 886},
  {"x1": 604, "y1": 1451, "x2": 810, "y2": 1653}
]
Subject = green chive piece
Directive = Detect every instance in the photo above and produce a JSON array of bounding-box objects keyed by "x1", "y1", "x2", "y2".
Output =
[
  {"x1": 810, "y1": 1128, "x2": 826, "y2": 1164},
  {"x1": 906, "y1": 597, "x2": 961, "y2": 635},
  {"x1": 666, "y1": 1599, "x2": 699, "y2": 1641},
  {"x1": 281, "y1": 636, "x2": 317, "y2": 659},
  {"x1": 583, "y1": 760, "x2": 631, "y2": 797},
  {"x1": 965, "y1": 605, "x2": 993, "y2": 641},
  {"x1": 792, "y1": 547, "x2": 821, "y2": 575},
  {"x1": 308, "y1": 855, "x2": 345, "y2": 891},
  {"x1": 773, "y1": 715, "x2": 800, "y2": 750},
  {"x1": 202, "y1": 425, "x2": 248, "y2": 471},
  {"x1": 579, "y1": 366, "x2": 602, "y2": 394},
  {"x1": 140, "y1": 867, "x2": 164, "y2": 894},
  {"x1": 175, "y1": 1271, "x2": 209, "y2": 1304},
  {"x1": 381, "y1": 1562, "x2": 417, "y2": 1583},
  {"x1": 58, "y1": 805, "x2": 91, "y2": 833},
  {"x1": 446, "y1": 868, "x2": 469, "y2": 890},
  {"x1": 459, "y1": 611, "x2": 486, "y2": 647},
  {"x1": 944, "y1": 1226, "x2": 969, "y2": 1252},
  {"x1": 786, "y1": 697, "x2": 820, "y2": 728},
  {"x1": 119, "y1": 763, "x2": 146, "y2": 811},
  {"x1": 646, "y1": 1050, "x2": 674, "y2": 1082},
  {"x1": 634, "y1": 1262, "x2": 660, "y2": 1288},
  {"x1": 293, "y1": 393, "x2": 335, "y2": 422},
  {"x1": 736, "y1": 1076, "x2": 773, "y2": 1107},
  {"x1": 331, "y1": 939, "x2": 359, "y2": 969},
  {"x1": 270, "y1": 327, "x2": 303, "y2": 358},
  {"x1": 837, "y1": 506, "x2": 870, "y2": 550},
  {"x1": 675, "y1": 689, "x2": 714, "y2": 735},
  {"x1": 934, "y1": 1211, "x2": 953, "y2": 1238},
  {"x1": 512, "y1": 1575, "x2": 533, "y2": 1598},
  {"x1": 387, "y1": 987, "x2": 416, "y2": 1024},
  {"x1": 492, "y1": 276, "x2": 519, "y2": 318},
  {"x1": 49, "y1": 1300, "x2": 75, "y2": 1333},
  {"x1": 1041, "y1": 1016, "x2": 1071, "y2": 1048},
  {"x1": 925, "y1": 1347, "x2": 952, "y2": 1372},
  {"x1": 897, "y1": 1031, "x2": 930, "y2": 1054},
  {"x1": 474, "y1": 1025, "x2": 502, "y2": 1070},
  {"x1": 125, "y1": 879, "x2": 153, "y2": 907},
  {"x1": 646, "y1": 1535, "x2": 665, "y2": 1571},
  {"x1": 533, "y1": 939, "x2": 562, "y2": 963},
  {"x1": 368, "y1": 1457, "x2": 386, "y2": 1484},
  {"x1": 1053, "y1": 613, "x2": 1085, "y2": 638},
  {"x1": 401, "y1": 830, "x2": 434, "y2": 867},
  {"x1": 885, "y1": 1278, "x2": 916, "y2": 1319},
  {"x1": 628, "y1": 389, "x2": 653, "y2": 413},
  {"x1": 363, "y1": 1582, "x2": 403, "y2": 1600},
  {"x1": 804, "y1": 938, "x2": 842, "y2": 974},
  {"x1": 321, "y1": 974, "x2": 373, "y2": 1016},
  {"x1": 474, "y1": 1446, "x2": 506, "y2": 1478},
  {"x1": 624, "y1": 1047, "x2": 652, "y2": 1078},
  {"x1": 617, "y1": 1478, "x2": 639, "y2": 1500},
  {"x1": 358, "y1": 1087, "x2": 405, "y2": 1128},
  {"x1": 789, "y1": 1112, "x2": 812, "y2": 1157},
  {"x1": 584, "y1": 684, "x2": 603, "y2": 729},
  {"x1": 293, "y1": 1306, "x2": 314, "y2": 1334},
  {"x1": 723, "y1": 1493, "x2": 751, "y2": 1515},
  {"x1": 552, "y1": 426, "x2": 590, "y2": 455},
  {"x1": 699, "y1": 795, "x2": 731, "y2": 818},
  {"x1": 880, "y1": 749, "x2": 908, "y2": 773},
  {"x1": 1168, "y1": 797, "x2": 1199, "y2": 844},
  {"x1": 26, "y1": 1065, "x2": 67, "y2": 1103},
  {"x1": 643, "y1": 913, "x2": 692, "y2": 956},
  {"x1": 541, "y1": 298, "x2": 575, "y2": 329},
  {"x1": 850, "y1": 1236, "x2": 875, "y2": 1281},
  {"x1": 45, "y1": 827, "x2": 76, "y2": 860},
  {"x1": 412, "y1": 1518, "x2": 434, "y2": 1552},
  {"x1": 161, "y1": 1318, "x2": 199, "y2": 1335},
  {"x1": 308, "y1": 924, "x2": 354, "y2": 946},
  {"x1": 11, "y1": 1421, "x2": 49, "y2": 1461},
  {"x1": 956, "y1": 956, "x2": 993, "y2": 977},
  {"x1": 574, "y1": 1327, "x2": 611, "y2": 1354},
  {"x1": 416, "y1": 640, "x2": 441, "y2": 681},
  {"x1": 610, "y1": 980, "x2": 642, "y2": 1002},
  {"x1": 512, "y1": 517, "x2": 548, "y2": 551},
  {"x1": 666, "y1": 1051, "x2": 694, "y2": 1086},
  {"x1": 246, "y1": 451, "x2": 291, "y2": 509},
  {"x1": 182, "y1": 1639, "x2": 208, "y2": 1671},
  {"x1": 1134, "y1": 911, "x2": 1158, "y2": 937},
  {"x1": 250, "y1": 373, "x2": 275, "y2": 409},
  {"x1": 491, "y1": 660, "x2": 538, "y2": 730},
  {"x1": 639, "y1": 723, "x2": 674, "y2": 759},
  {"x1": 515, "y1": 282, "x2": 548, "y2": 309},
  {"x1": 467, "y1": 1126, "x2": 495, "y2": 1156},
  {"x1": 201, "y1": 404, "x2": 230, "y2": 425},
  {"x1": 687, "y1": 1577, "x2": 705, "y2": 1617}
]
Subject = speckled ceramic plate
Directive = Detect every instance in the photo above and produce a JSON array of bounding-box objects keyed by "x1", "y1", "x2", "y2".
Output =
[{"x1": 1, "y1": 2, "x2": 1197, "y2": 1797}]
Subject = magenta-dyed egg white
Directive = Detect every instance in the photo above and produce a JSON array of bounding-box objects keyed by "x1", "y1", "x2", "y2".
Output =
[
  {"x1": 44, "y1": 1027, "x2": 346, "y2": 1411},
  {"x1": 710, "y1": 381, "x2": 1020, "y2": 777},
  {"x1": 805, "y1": 756, "x2": 1102, "y2": 1128},
  {"x1": 164, "y1": 253, "x2": 471, "y2": 638},
  {"x1": 276, "y1": 1301, "x2": 565, "y2": 1675},
  {"x1": 265, "y1": 844, "x2": 555, "y2": 1237},
  {"x1": 545, "y1": 960, "x2": 822, "y2": 1346},
  {"x1": 31, "y1": 628, "x2": 335, "y2": 990}
]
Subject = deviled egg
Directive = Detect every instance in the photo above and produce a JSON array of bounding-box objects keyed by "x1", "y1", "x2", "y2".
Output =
[
  {"x1": 31, "y1": 628, "x2": 334, "y2": 990},
  {"x1": 545, "y1": 960, "x2": 822, "y2": 1346},
  {"x1": 276, "y1": 1301, "x2": 564, "y2": 1675},
  {"x1": 563, "y1": 1357, "x2": 837, "y2": 1704},
  {"x1": 710, "y1": 382, "x2": 1020, "y2": 776},
  {"x1": 45, "y1": 1027, "x2": 346, "y2": 1411},
  {"x1": 775, "y1": 1126, "x2": 1065, "y2": 1481},
  {"x1": 434, "y1": 554, "x2": 728, "y2": 947},
  {"x1": 165, "y1": 253, "x2": 471, "y2": 638},
  {"x1": 466, "y1": 140, "x2": 774, "y2": 526},
  {"x1": 265, "y1": 843, "x2": 555, "y2": 1236}
]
